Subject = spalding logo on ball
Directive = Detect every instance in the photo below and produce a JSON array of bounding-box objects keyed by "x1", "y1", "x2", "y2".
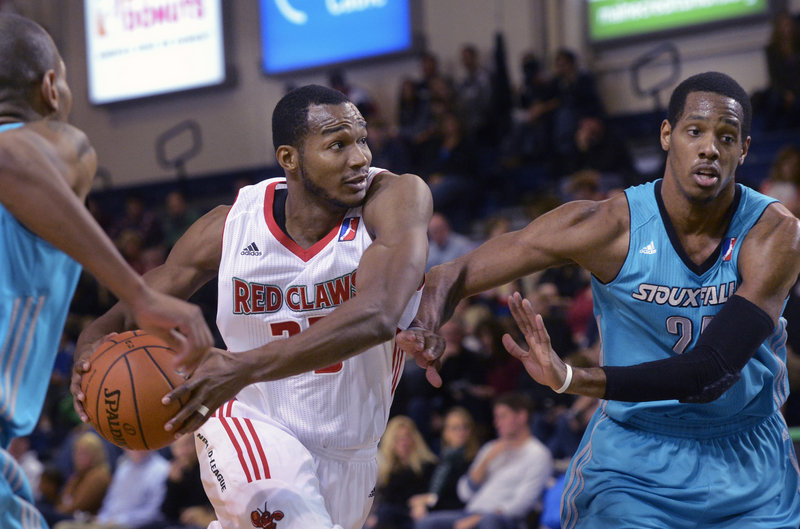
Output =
[{"x1": 81, "y1": 330, "x2": 187, "y2": 450}]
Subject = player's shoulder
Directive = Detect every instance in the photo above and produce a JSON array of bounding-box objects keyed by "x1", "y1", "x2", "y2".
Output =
[
  {"x1": 197, "y1": 204, "x2": 232, "y2": 229},
  {"x1": 0, "y1": 120, "x2": 91, "y2": 164},
  {"x1": 366, "y1": 169, "x2": 429, "y2": 204},
  {"x1": 750, "y1": 201, "x2": 800, "y2": 245},
  {"x1": 554, "y1": 191, "x2": 630, "y2": 231},
  {"x1": 6, "y1": 120, "x2": 89, "y2": 149},
  {"x1": 178, "y1": 204, "x2": 230, "y2": 244},
  {"x1": 363, "y1": 169, "x2": 431, "y2": 236},
  {"x1": 370, "y1": 169, "x2": 425, "y2": 189}
]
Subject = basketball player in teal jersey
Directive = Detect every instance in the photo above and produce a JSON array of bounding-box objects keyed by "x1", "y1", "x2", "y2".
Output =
[
  {"x1": 402, "y1": 72, "x2": 800, "y2": 528},
  {"x1": 0, "y1": 13, "x2": 213, "y2": 529}
]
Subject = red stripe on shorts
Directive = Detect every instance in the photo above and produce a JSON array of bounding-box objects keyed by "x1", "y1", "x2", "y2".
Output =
[
  {"x1": 219, "y1": 416, "x2": 253, "y2": 482},
  {"x1": 245, "y1": 418, "x2": 271, "y2": 479},
  {"x1": 232, "y1": 418, "x2": 261, "y2": 481}
]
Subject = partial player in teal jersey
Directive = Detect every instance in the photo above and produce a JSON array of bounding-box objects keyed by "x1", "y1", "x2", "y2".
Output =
[
  {"x1": 0, "y1": 13, "x2": 212, "y2": 529},
  {"x1": 402, "y1": 71, "x2": 800, "y2": 528}
]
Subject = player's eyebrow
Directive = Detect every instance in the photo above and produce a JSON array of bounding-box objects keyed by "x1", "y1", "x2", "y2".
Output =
[
  {"x1": 320, "y1": 120, "x2": 367, "y2": 136},
  {"x1": 684, "y1": 114, "x2": 740, "y2": 128}
]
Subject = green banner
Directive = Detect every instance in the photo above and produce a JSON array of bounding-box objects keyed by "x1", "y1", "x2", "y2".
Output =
[{"x1": 588, "y1": 0, "x2": 768, "y2": 41}]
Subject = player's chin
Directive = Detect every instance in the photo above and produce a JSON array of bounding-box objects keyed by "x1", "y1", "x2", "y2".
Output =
[{"x1": 336, "y1": 189, "x2": 368, "y2": 208}]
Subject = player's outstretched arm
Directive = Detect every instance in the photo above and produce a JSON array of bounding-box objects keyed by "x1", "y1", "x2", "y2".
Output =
[
  {"x1": 72, "y1": 206, "x2": 228, "y2": 422},
  {"x1": 400, "y1": 194, "x2": 630, "y2": 381},
  {"x1": 0, "y1": 123, "x2": 213, "y2": 368},
  {"x1": 163, "y1": 172, "x2": 433, "y2": 434},
  {"x1": 506, "y1": 203, "x2": 800, "y2": 402}
]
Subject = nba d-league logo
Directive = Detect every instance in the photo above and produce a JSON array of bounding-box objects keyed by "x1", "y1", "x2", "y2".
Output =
[{"x1": 338, "y1": 218, "x2": 359, "y2": 241}]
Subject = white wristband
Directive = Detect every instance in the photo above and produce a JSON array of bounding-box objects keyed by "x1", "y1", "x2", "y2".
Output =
[{"x1": 555, "y1": 364, "x2": 573, "y2": 394}]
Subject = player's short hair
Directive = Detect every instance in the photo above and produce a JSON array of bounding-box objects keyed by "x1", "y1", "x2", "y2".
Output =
[
  {"x1": 667, "y1": 71, "x2": 752, "y2": 142},
  {"x1": 493, "y1": 391, "x2": 533, "y2": 416},
  {"x1": 0, "y1": 13, "x2": 60, "y2": 104},
  {"x1": 272, "y1": 84, "x2": 351, "y2": 151}
]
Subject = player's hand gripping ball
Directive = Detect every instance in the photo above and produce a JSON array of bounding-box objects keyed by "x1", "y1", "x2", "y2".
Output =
[{"x1": 81, "y1": 330, "x2": 187, "y2": 450}]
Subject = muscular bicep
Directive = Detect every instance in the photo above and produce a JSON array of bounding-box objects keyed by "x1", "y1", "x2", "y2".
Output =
[
  {"x1": 458, "y1": 195, "x2": 630, "y2": 295},
  {"x1": 737, "y1": 203, "x2": 800, "y2": 320},
  {"x1": 359, "y1": 172, "x2": 432, "y2": 321}
]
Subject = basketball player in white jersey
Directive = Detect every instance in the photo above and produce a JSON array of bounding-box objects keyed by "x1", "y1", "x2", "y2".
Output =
[{"x1": 73, "y1": 85, "x2": 435, "y2": 529}]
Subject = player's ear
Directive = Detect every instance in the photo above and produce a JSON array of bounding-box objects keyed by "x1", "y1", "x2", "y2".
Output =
[
  {"x1": 39, "y1": 69, "x2": 60, "y2": 114},
  {"x1": 275, "y1": 145, "x2": 299, "y2": 172},
  {"x1": 739, "y1": 135, "x2": 751, "y2": 165},
  {"x1": 660, "y1": 119, "x2": 671, "y2": 151}
]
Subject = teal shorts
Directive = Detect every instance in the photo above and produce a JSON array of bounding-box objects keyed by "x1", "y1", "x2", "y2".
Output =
[
  {"x1": 561, "y1": 407, "x2": 800, "y2": 529},
  {"x1": 0, "y1": 448, "x2": 47, "y2": 529}
]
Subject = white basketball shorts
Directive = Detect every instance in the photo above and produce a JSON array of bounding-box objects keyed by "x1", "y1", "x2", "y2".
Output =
[{"x1": 195, "y1": 400, "x2": 376, "y2": 529}]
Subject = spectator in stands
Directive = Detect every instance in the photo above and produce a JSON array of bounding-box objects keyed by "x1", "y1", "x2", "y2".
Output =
[
  {"x1": 369, "y1": 118, "x2": 413, "y2": 176},
  {"x1": 36, "y1": 465, "x2": 66, "y2": 527},
  {"x1": 367, "y1": 416, "x2": 438, "y2": 529},
  {"x1": 328, "y1": 68, "x2": 378, "y2": 119},
  {"x1": 108, "y1": 195, "x2": 164, "y2": 250},
  {"x1": 502, "y1": 52, "x2": 558, "y2": 166},
  {"x1": 437, "y1": 319, "x2": 494, "y2": 436},
  {"x1": 415, "y1": 392, "x2": 553, "y2": 529},
  {"x1": 8, "y1": 436, "x2": 43, "y2": 499},
  {"x1": 764, "y1": 10, "x2": 800, "y2": 130},
  {"x1": 55, "y1": 448, "x2": 170, "y2": 529},
  {"x1": 426, "y1": 213, "x2": 477, "y2": 272},
  {"x1": 455, "y1": 44, "x2": 493, "y2": 142},
  {"x1": 550, "y1": 49, "x2": 605, "y2": 157},
  {"x1": 425, "y1": 213, "x2": 477, "y2": 271},
  {"x1": 415, "y1": 52, "x2": 449, "y2": 108},
  {"x1": 474, "y1": 317, "x2": 522, "y2": 399},
  {"x1": 421, "y1": 112, "x2": 482, "y2": 230},
  {"x1": 398, "y1": 77, "x2": 430, "y2": 147},
  {"x1": 760, "y1": 144, "x2": 800, "y2": 217},
  {"x1": 545, "y1": 396, "x2": 600, "y2": 462},
  {"x1": 560, "y1": 115, "x2": 638, "y2": 188},
  {"x1": 409, "y1": 407, "x2": 480, "y2": 520},
  {"x1": 52, "y1": 432, "x2": 111, "y2": 525},
  {"x1": 140, "y1": 434, "x2": 214, "y2": 529},
  {"x1": 161, "y1": 190, "x2": 200, "y2": 251}
]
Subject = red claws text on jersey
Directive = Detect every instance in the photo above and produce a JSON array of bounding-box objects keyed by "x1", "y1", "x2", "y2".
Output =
[{"x1": 233, "y1": 270, "x2": 357, "y2": 315}]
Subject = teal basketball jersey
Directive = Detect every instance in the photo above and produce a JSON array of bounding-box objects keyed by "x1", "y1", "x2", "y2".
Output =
[
  {"x1": 0, "y1": 122, "x2": 82, "y2": 447},
  {"x1": 592, "y1": 179, "x2": 786, "y2": 435}
]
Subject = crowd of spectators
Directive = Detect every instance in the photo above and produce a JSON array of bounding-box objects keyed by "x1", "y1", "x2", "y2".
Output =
[{"x1": 12, "y1": 13, "x2": 800, "y2": 528}]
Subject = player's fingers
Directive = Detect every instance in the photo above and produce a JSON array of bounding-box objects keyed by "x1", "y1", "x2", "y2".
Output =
[
  {"x1": 71, "y1": 397, "x2": 89, "y2": 424},
  {"x1": 70, "y1": 360, "x2": 91, "y2": 422},
  {"x1": 421, "y1": 334, "x2": 445, "y2": 362},
  {"x1": 167, "y1": 398, "x2": 212, "y2": 435},
  {"x1": 532, "y1": 313, "x2": 552, "y2": 349},
  {"x1": 162, "y1": 378, "x2": 195, "y2": 406},
  {"x1": 410, "y1": 350, "x2": 429, "y2": 370},
  {"x1": 181, "y1": 317, "x2": 214, "y2": 359},
  {"x1": 508, "y1": 292, "x2": 534, "y2": 337},
  {"x1": 425, "y1": 361, "x2": 442, "y2": 388},
  {"x1": 165, "y1": 329, "x2": 194, "y2": 371},
  {"x1": 397, "y1": 330, "x2": 424, "y2": 355},
  {"x1": 502, "y1": 333, "x2": 525, "y2": 358},
  {"x1": 70, "y1": 379, "x2": 89, "y2": 423},
  {"x1": 519, "y1": 298, "x2": 543, "y2": 345}
]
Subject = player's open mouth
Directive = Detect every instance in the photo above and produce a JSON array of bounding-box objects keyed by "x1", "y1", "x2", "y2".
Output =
[
  {"x1": 693, "y1": 166, "x2": 719, "y2": 187},
  {"x1": 344, "y1": 176, "x2": 367, "y2": 191}
]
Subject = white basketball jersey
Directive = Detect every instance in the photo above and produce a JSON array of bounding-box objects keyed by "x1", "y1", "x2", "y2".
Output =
[{"x1": 216, "y1": 168, "x2": 421, "y2": 451}]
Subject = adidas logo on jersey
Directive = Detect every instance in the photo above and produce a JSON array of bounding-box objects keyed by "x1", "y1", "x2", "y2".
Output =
[
  {"x1": 639, "y1": 241, "x2": 657, "y2": 255},
  {"x1": 241, "y1": 242, "x2": 262, "y2": 256}
]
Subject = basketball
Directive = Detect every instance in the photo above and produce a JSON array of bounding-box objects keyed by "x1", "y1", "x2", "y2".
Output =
[{"x1": 81, "y1": 330, "x2": 186, "y2": 450}]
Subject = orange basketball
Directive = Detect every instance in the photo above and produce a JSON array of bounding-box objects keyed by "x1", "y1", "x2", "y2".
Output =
[{"x1": 81, "y1": 330, "x2": 186, "y2": 450}]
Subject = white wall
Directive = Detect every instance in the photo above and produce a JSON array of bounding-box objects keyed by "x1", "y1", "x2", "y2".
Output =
[{"x1": 24, "y1": 0, "x2": 800, "y2": 188}]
